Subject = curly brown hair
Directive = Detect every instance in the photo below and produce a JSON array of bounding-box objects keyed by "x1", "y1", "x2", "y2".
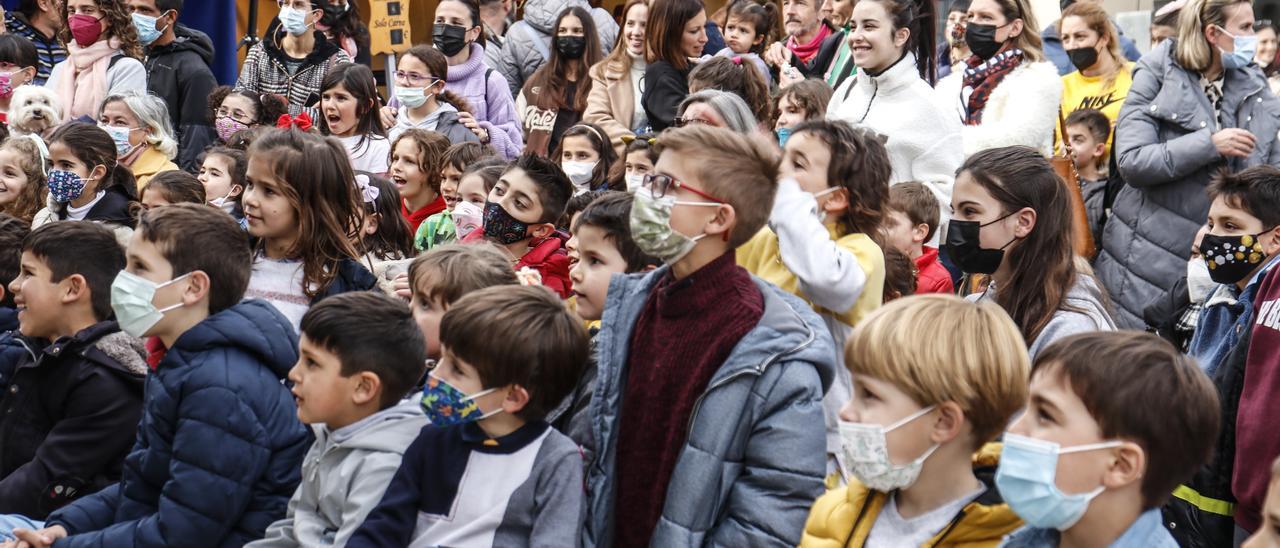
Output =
[
  {"x1": 791, "y1": 120, "x2": 891, "y2": 237},
  {"x1": 0, "y1": 136, "x2": 47, "y2": 223},
  {"x1": 60, "y1": 0, "x2": 143, "y2": 60}
]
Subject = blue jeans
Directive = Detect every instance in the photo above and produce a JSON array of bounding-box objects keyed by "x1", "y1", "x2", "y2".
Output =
[{"x1": 0, "y1": 514, "x2": 44, "y2": 541}]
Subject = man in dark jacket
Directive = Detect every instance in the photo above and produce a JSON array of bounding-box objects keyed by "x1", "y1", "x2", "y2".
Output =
[
  {"x1": 128, "y1": 0, "x2": 218, "y2": 173},
  {"x1": 0, "y1": 222, "x2": 145, "y2": 524}
]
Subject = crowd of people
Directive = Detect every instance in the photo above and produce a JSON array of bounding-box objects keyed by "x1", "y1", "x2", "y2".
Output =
[{"x1": 0, "y1": 0, "x2": 1273, "y2": 545}]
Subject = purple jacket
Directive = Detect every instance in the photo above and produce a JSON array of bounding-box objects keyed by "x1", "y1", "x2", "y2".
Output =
[{"x1": 447, "y1": 43, "x2": 523, "y2": 159}]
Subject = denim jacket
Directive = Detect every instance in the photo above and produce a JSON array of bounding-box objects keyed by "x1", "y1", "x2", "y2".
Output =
[{"x1": 1000, "y1": 509, "x2": 1178, "y2": 548}]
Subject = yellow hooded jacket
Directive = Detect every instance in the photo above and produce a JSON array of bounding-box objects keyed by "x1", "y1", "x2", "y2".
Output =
[{"x1": 799, "y1": 444, "x2": 1023, "y2": 548}]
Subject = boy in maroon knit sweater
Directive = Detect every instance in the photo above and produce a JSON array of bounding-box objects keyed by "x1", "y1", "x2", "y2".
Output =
[{"x1": 582, "y1": 126, "x2": 836, "y2": 546}]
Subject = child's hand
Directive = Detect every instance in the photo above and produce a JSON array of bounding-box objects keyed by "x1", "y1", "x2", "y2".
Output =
[
  {"x1": 393, "y1": 272, "x2": 411, "y2": 300},
  {"x1": 379, "y1": 106, "x2": 397, "y2": 128},
  {"x1": 9, "y1": 525, "x2": 68, "y2": 548},
  {"x1": 457, "y1": 112, "x2": 490, "y2": 143}
]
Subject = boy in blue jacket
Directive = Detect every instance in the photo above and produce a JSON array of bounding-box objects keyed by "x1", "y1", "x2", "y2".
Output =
[{"x1": 11, "y1": 204, "x2": 311, "y2": 547}]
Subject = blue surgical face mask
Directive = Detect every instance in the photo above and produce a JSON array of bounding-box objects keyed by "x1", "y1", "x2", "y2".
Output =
[
  {"x1": 1218, "y1": 26, "x2": 1259, "y2": 70},
  {"x1": 131, "y1": 11, "x2": 170, "y2": 46},
  {"x1": 996, "y1": 433, "x2": 1124, "y2": 530},
  {"x1": 99, "y1": 124, "x2": 139, "y2": 157},
  {"x1": 278, "y1": 6, "x2": 312, "y2": 36},
  {"x1": 777, "y1": 127, "x2": 793, "y2": 147}
]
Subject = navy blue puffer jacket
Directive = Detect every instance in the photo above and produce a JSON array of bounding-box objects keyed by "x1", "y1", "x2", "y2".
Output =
[{"x1": 46, "y1": 300, "x2": 310, "y2": 547}]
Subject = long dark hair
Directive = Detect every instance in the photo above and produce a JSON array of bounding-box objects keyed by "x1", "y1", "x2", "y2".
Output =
[
  {"x1": 647, "y1": 0, "x2": 705, "y2": 70},
  {"x1": 249, "y1": 129, "x2": 364, "y2": 299},
  {"x1": 959, "y1": 146, "x2": 1080, "y2": 344},
  {"x1": 320, "y1": 63, "x2": 386, "y2": 152},
  {"x1": 553, "y1": 123, "x2": 621, "y2": 191},
  {"x1": 864, "y1": 0, "x2": 937, "y2": 83},
  {"x1": 320, "y1": 1, "x2": 371, "y2": 53},
  {"x1": 437, "y1": 0, "x2": 487, "y2": 48},
  {"x1": 792, "y1": 120, "x2": 890, "y2": 237},
  {"x1": 359, "y1": 174, "x2": 415, "y2": 260},
  {"x1": 47, "y1": 122, "x2": 139, "y2": 218},
  {"x1": 526, "y1": 7, "x2": 602, "y2": 111},
  {"x1": 401, "y1": 45, "x2": 473, "y2": 114}
]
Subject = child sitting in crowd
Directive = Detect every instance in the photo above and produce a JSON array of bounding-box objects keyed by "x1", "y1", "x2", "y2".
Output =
[
  {"x1": 248, "y1": 292, "x2": 429, "y2": 547},
  {"x1": 407, "y1": 243, "x2": 520, "y2": 360},
  {"x1": 739, "y1": 119, "x2": 887, "y2": 472},
  {"x1": 318, "y1": 63, "x2": 390, "y2": 176},
  {"x1": 0, "y1": 222, "x2": 144, "y2": 530},
  {"x1": 715, "y1": 0, "x2": 777, "y2": 86},
  {"x1": 389, "y1": 129, "x2": 450, "y2": 235},
  {"x1": 883, "y1": 181, "x2": 954, "y2": 294},
  {"x1": 999, "y1": 331, "x2": 1219, "y2": 547},
  {"x1": 137, "y1": 171, "x2": 206, "y2": 211},
  {"x1": 198, "y1": 146, "x2": 247, "y2": 225},
  {"x1": 10, "y1": 204, "x2": 310, "y2": 546},
  {"x1": 417, "y1": 159, "x2": 507, "y2": 251},
  {"x1": 801, "y1": 294, "x2": 1029, "y2": 546},
  {"x1": 0, "y1": 135, "x2": 50, "y2": 224},
  {"x1": 349, "y1": 285, "x2": 590, "y2": 547},
  {"x1": 619, "y1": 133, "x2": 657, "y2": 192},
  {"x1": 586, "y1": 125, "x2": 837, "y2": 545},
  {"x1": 462, "y1": 154, "x2": 574, "y2": 299}
]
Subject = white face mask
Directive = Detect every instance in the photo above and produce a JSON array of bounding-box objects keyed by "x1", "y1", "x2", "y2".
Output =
[
  {"x1": 839, "y1": 406, "x2": 938, "y2": 491},
  {"x1": 625, "y1": 172, "x2": 645, "y2": 193},
  {"x1": 562, "y1": 160, "x2": 598, "y2": 191},
  {"x1": 1187, "y1": 257, "x2": 1215, "y2": 303}
]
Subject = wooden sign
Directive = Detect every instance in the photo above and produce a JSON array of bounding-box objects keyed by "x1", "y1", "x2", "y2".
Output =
[{"x1": 369, "y1": 0, "x2": 411, "y2": 55}]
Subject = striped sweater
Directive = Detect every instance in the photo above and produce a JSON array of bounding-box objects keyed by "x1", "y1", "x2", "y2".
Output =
[
  {"x1": 234, "y1": 30, "x2": 351, "y2": 120},
  {"x1": 4, "y1": 12, "x2": 66, "y2": 86}
]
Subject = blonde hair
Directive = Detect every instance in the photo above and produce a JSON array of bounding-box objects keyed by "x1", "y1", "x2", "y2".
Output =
[
  {"x1": 992, "y1": 0, "x2": 1045, "y2": 61},
  {"x1": 1061, "y1": 1, "x2": 1126, "y2": 87},
  {"x1": 845, "y1": 294, "x2": 1031, "y2": 448},
  {"x1": 1176, "y1": 0, "x2": 1251, "y2": 72},
  {"x1": 654, "y1": 125, "x2": 780, "y2": 247}
]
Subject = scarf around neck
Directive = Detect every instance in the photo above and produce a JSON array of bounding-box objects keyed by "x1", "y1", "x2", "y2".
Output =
[
  {"x1": 59, "y1": 38, "x2": 123, "y2": 119},
  {"x1": 960, "y1": 47, "x2": 1024, "y2": 125},
  {"x1": 787, "y1": 23, "x2": 832, "y2": 64}
]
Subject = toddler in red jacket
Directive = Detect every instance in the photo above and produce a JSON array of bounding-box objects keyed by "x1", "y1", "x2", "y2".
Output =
[{"x1": 882, "y1": 181, "x2": 954, "y2": 294}]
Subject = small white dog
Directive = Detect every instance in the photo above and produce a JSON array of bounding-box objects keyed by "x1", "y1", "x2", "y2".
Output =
[{"x1": 8, "y1": 86, "x2": 61, "y2": 138}]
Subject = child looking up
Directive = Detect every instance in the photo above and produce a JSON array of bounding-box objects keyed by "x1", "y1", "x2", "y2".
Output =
[
  {"x1": 774, "y1": 79, "x2": 832, "y2": 146},
  {"x1": 0, "y1": 135, "x2": 49, "y2": 224},
  {"x1": 11, "y1": 204, "x2": 310, "y2": 546},
  {"x1": 349, "y1": 285, "x2": 590, "y2": 547},
  {"x1": 800, "y1": 294, "x2": 1029, "y2": 546},
  {"x1": 715, "y1": 0, "x2": 777, "y2": 85},
  {"x1": 0, "y1": 222, "x2": 144, "y2": 524},
  {"x1": 407, "y1": 243, "x2": 519, "y2": 359},
  {"x1": 198, "y1": 147, "x2": 247, "y2": 225},
  {"x1": 883, "y1": 181, "x2": 953, "y2": 294},
  {"x1": 248, "y1": 292, "x2": 429, "y2": 548},
  {"x1": 389, "y1": 129, "x2": 450, "y2": 235},
  {"x1": 738, "y1": 119, "x2": 888, "y2": 471},
  {"x1": 585, "y1": 125, "x2": 837, "y2": 545},
  {"x1": 999, "y1": 331, "x2": 1219, "y2": 547},
  {"x1": 463, "y1": 154, "x2": 574, "y2": 298},
  {"x1": 319, "y1": 63, "x2": 390, "y2": 175},
  {"x1": 243, "y1": 128, "x2": 376, "y2": 331}
]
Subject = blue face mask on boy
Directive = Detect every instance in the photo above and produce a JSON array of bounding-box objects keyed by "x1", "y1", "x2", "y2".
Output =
[
  {"x1": 996, "y1": 433, "x2": 1124, "y2": 530},
  {"x1": 419, "y1": 371, "x2": 501, "y2": 426}
]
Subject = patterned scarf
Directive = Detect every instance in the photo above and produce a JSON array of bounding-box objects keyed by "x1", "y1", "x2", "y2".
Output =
[{"x1": 960, "y1": 48, "x2": 1024, "y2": 125}]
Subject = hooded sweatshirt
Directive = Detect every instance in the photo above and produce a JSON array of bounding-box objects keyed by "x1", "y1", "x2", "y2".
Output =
[
  {"x1": 388, "y1": 102, "x2": 480, "y2": 145},
  {"x1": 248, "y1": 401, "x2": 429, "y2": 548},
  {"x1": 146, "y1": 24, "x2": 218, "y2": 172}
]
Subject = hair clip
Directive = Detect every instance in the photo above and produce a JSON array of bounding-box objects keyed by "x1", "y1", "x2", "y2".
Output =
[
  {"x1": 621, "y1": 134, "x2": 658, "y2": 145},
  {"x1": 570, "y1": 124, "x2": 607, "y2": 144},
  {"x1": 355, "y1": 174, "x2": 380, "y2": 203},
  {"x1": 276, "y1": 113, "x2": 313, "y2": 132}
]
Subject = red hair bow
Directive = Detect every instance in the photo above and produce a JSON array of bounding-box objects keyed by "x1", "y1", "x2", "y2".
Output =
[{"x1": 276, "y1": 112, "x2": 313, "y2": 132}]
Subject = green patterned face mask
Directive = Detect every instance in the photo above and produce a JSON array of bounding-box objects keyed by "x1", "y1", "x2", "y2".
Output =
[{"x1": 629, "y1": 187, "x2": 717, "y2": 265}]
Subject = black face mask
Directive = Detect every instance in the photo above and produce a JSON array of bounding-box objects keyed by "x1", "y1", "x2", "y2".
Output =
[
  {"x1": 433, "y1": 24, "x2": 470, "y2": 57},
  {"x1": 965, "y1": 22, "x2": 1007, "y2": 60},
  {"x1": 555, "y1": 36, "x2": 587, "y2": 59},
  {"x1": 1060, "y1": 0, "x2": 1075, "y2": 11},
  {"x1": 1066, "y1": 46, "x2": 1099, "y2": 72},
  {"x1": 943, "y1": 216, "x2": 1017, "y2": 275},
  {"x1": 1202, "y1": 231, "x2": 1272, "y2": 284},
  {"x1": 320, "y1": 2, "x2": 350, "y2": 27}
]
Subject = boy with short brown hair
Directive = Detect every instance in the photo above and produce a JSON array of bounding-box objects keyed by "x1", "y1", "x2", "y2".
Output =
[
  {"x1": 883, "y1": 181, "x2": 952, "y2": 294},
  {"x1": 583, "y1": 125, "x2": 837, "y2": 545}
]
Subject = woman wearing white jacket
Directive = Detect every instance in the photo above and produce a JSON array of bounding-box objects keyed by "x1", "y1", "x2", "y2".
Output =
[
  {"x1": 934, "y1": 0, "x2": 1062, "y2": 157},
  {"x1": 827, "y1": 0, "x2": 960, "y2": 214}
]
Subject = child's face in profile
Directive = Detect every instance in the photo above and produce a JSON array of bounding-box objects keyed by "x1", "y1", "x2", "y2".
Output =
[
  {"x1": 569, "y1": 224, "x2": 629, "y2": 321},
  {"x1": 882, "y1": 209, "x2": 924, "y2": 257},
  {"x1": 775, "y1": 94, "x2": 809, "y2": 130},
  {"x1": 1065, "y1": 124, "x2": 1104, "y2": 169},
  {"x1": 121, "y1": 231, "x2": 191, "y2": 337},
  {"x1": 0, "y1": 148, "x2": 32, "y2": 207},
  {"x1": 1244, "y1": 472, "x2": 1280, "y2": 548},
  {"x1": 198, "y1": 154, "x2": 241, "y2": 204},
  {"x1": 1006, "y1": 367, "x2": 1132, "y2": 498},
  {"x1": 842, "y1": 374, "x2": 940, "y2": 467},
  {"x1": 724, "y1": 16, "x2": 762, "y2": 54},
  {"x1": 390, "y1": 139, "x2": 430, "y2": 202},
  {"x1": 10, "y1": 252, "x2": 67, "y2": 339},
  {"x1": 289, "y1": 334, "x2": 365, "y2": 429},
  {"x1": 432, "y1": 346, "x2": 507, "y2": 416},
  {"x1": 410, "y1": 277, "x2": 446, "y2": 358},
  {"x1": 442, "y1": 164, "x2": 464, "y2": 196},
  {"x1": 440, "y1": 178, "x2": 460, "y2": 211}
]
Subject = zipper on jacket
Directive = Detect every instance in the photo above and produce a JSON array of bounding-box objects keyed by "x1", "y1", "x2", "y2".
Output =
[
  {"x1": 842, "y1": 493, "x2": 876, "y2": 547},
  {"x1": 929, "y1": 508, "x2": 968, "y2": 546},
  {"x1": 684, "y1": 318, "x2": 818, "y2": 435}
]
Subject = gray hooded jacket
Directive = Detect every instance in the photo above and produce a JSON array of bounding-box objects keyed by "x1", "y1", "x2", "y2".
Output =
[
  {"x1": 1096, "y1": 39, "x2": 1280, "y2": 328},
  {"x1": 247, "y1": 401, "x2": 428, "y2": 548},
  {"x1": 490, "y1": 0, "x2": 619, "y2": 97},
  {"x1": 584, "y1": 268, "x2": 836, "y2": 547}
]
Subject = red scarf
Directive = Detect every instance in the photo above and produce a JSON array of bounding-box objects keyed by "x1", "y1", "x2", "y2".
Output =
[
  {"x1": 787, "y1": 24, "x2": 832, "y2": 64},
  {"x1": 961, "y1": 47, "x2": 1024, "y2": 125},
  {"x1": 401, "y1": 195, "x2": 446, "y2": 234}
]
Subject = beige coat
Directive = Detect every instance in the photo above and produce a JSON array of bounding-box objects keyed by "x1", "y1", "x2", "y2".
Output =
[{"x1": 583, "y1": 59, "x2": 636, "y2": 156}]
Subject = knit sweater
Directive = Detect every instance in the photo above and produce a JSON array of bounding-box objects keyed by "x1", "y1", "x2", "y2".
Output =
[
  {"x1": 4, "y1": 12, "x2": 66, "y2": 86},
  {"x1": 613, "y1": 251, "x2": 764, "y2": 546},
  {"x1": 234, "y1": 31, "x2": 352, "y2": 120},
  {"x1": 443, "y1": 43, "x2": 524, "y2": 159}
]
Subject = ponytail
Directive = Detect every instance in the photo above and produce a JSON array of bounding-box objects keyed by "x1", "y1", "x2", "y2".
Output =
[
  {"x1": 438, "y1": 89, "x2": 473, "y2": 114},
  {"x1": 868, "y1": 0, "x2": 937, "y2": 83}
]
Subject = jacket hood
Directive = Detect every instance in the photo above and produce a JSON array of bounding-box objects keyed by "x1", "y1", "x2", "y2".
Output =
[
  {"x1": 524, "y1": 0, "x2": 589, "y2": 33},
  {"x1": 316, "y1": 399, "x2": 427, "y2": 453},
  {"x1": 90, "y1": 331, "x2": 149, "y2": 376},
  {"x1": 606, "y1": 266, "x2": 837, "y2": 392},
  {"x1": 150, "y1": 24, "x2": 215, "y2": 65},
  {"x1": 169, "y1": 299, "x2": 300, "y2": 381},
  {"x1": 37, "y1": 321, "x2": 147, "y2": 377}
]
